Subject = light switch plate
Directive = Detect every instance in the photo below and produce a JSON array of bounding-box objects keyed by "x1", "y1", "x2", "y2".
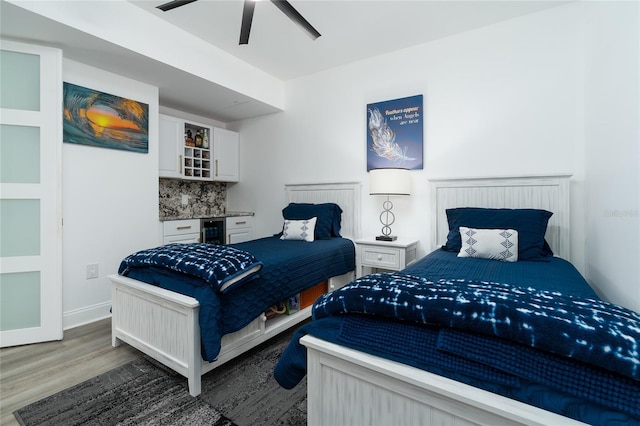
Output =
[{"x1": 86, "y1": 263, "x2": 99, "y2": 279}]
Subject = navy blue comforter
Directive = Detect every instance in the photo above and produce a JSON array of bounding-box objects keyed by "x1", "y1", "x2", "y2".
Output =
[
  {"x1": 274, "y1": 250, "x2": 640, "y2": 424},
  {"x1": 312, "y1": 273, "x2": 640, "y2": 383},
  {"x1": 121, "y1": 236, "x2": 355, "y2": 361}
]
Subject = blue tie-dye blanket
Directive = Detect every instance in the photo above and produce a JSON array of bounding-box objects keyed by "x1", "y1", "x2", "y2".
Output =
[
  {"x1": 118, "y1": 243, "x2": 262, "y2": 293},
  {"x1": 312, "y1": 272, "x2": 640, "y2": 382}
]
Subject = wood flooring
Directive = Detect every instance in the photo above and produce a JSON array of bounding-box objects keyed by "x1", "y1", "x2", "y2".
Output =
[{"x1": 0, "y1": 318, "x2": 140, "y2": 426}]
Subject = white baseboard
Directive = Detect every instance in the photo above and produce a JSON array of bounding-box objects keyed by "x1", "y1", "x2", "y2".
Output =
[{"x1": 63, "y1": 301, "x2": 112, "y2": 330}]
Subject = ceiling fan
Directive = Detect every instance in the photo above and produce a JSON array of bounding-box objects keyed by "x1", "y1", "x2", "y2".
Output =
[{"x1": 156, "y1": 0, "x2": 321, "y2": 45}]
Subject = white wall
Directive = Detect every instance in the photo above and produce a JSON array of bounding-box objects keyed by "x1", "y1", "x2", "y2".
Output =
[
  {"x1": 583, "y1": 1, "x2": 640, "y2": 311},
  {"x1": 57, "y1": 2, "x2": 639, "y2": 325},
  {"x1": 62, "y1": 60, "x2": 160, "y2": 329},
  {"x1": 228, "y1": 4, "x2": 583, "y2": 247},
  {"x1": 228, "y1": 2, "x2": 639, "y2": 311}
]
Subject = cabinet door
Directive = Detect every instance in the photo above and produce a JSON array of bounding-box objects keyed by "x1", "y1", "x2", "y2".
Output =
[
  {"x1": 213, "y1": 128, "x2": 239, "y2": 182},
  {"x1": 227, "y1": 228, "x2": 252, "y2": 244},
  {"x1": 226, "y1": 216, "x2": 253, "y2": 244},
  {"x1": 159, "y1": 114, "x2": 182, "y2": 178}
]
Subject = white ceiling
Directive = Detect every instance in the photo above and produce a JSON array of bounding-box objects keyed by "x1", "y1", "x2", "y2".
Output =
[
  {"x1": 130, "y1": 0, "x2": 568, "y2": 81},
  {"x1": 1, "y1": 0, "x2": 569, "y2": 121}
]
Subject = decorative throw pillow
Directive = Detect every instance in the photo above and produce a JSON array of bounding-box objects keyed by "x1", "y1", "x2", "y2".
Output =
[
  {"x1": 457, "y1": 227, "x2": 519, "y2": 262},
  {"x1": 443, "y1": 208, "x2": 553, "y2": 260},
  {"x1": 280, "y1": 217, "x2": 317, "y2": 242},
  {"x1": 282, "y1": 203, "x2": 342, "y2": 239}
]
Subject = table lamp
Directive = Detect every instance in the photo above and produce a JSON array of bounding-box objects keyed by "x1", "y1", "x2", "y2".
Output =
[{"x1": 369, "y1": 168, "x2": 411, "y2": 241}]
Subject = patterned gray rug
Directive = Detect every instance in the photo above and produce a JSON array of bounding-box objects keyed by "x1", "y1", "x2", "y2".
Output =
[{"x1": 14, "y1": 325, "x2": 307, "y2": 426}]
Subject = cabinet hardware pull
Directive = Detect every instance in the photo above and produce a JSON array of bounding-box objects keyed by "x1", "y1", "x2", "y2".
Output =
[
  {"x1": 176, "y1": 225, "x2": 192, "y2": 230},
  {"x1": 235, "y1": 221, "x2": 246, "y2": 225},
  {"x1": 179, "y1": 155, "x2": 183, "y2": 174},
  {"x1": 215, "y1": 160, "x2": 219, "y2": 176}
]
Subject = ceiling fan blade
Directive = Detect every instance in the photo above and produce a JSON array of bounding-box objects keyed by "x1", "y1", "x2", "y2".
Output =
[
  {"x1": 270, "y1": 0, "x2": 321, "y2": 40},
  {"x1": 157, "y1": 0, "x2": 198, "y2": 12},
  {"x1": 239, "y1": 0, "x2": 256, "y2": 45}
]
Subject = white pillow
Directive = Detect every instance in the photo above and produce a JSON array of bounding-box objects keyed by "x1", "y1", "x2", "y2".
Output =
[
  {"x1": 280, "y1": 217, "x2": 317, "y2": 242},
  {"x1": 457, "y1": 227, "x2": 518, "y2": 262}
]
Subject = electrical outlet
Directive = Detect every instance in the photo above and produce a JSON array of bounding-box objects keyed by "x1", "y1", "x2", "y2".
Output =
[
  {"x1": 86, "y1": 263, "x2": 99, "y2": 279},
  {"x1": 181, "y1": 194, "x2": 189, "y2": 205}
]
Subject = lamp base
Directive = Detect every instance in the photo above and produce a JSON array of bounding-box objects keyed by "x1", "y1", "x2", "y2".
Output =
[{"x1": 376, "y1": 235, "x2": 397, "y2": 241}]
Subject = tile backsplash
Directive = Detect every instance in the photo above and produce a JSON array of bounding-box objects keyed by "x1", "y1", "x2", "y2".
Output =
[{"x1": 159, "y1": 178, "x2": 226, "y2": 219}]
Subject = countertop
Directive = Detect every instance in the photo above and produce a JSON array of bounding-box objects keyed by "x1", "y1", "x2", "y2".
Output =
[{"x1": 160, "y1": 211, "x2": 254, "y2": 221}]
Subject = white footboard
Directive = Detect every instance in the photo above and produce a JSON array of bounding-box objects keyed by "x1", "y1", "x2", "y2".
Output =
[
  {"x1": 110, "y1": 270, "x2": 355, "y2": 397},
  {"x1": 301, "y1": 335, "x2": 586, "y2": 426},
  {"x1": 110, "y1": 275, "x2": 204, "y2": 395}
]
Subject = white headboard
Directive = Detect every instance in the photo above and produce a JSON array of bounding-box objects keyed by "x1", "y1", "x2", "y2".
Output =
[
  {"x1": 285, "y1": 182, "x2": 362, "y2": 240},
  {"x1": 430, "y1": 175, "x2": 571, "y2": 260}
]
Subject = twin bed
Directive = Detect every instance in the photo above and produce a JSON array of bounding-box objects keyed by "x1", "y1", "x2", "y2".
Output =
[
  {"x1": 110, "y1": 176, "x2": 639, "y2": 425},
  {"x1": 274, "y1": 176, "x2": 640, "y2": 425},
  {"x1": 109, "y1": 182, "x2": 360, "y2": 396}
]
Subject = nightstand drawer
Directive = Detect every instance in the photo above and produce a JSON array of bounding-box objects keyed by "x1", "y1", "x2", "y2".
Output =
[
  {"x1": 355, "y1": 237, "x2": 419, "y2": 278},
  {"x1": 360, "y1": 245, "x2": 402, "y2": 269}
]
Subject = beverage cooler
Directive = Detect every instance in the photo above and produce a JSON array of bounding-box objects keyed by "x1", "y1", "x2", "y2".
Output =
[{"x1": 201, "y1": 218, "x2": 225, "y2": 245}]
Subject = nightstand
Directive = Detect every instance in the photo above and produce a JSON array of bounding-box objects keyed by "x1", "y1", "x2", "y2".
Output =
[{"x1": 355, "y1": 237, "x2": 419, "y2": 278}]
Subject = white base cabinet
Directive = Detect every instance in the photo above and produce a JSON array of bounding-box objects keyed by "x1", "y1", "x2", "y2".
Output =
[
  {"x1": 162, "y1": 219, "x2": 200, "y2": 244},
  {"x1": 162, "y1": 217, "x2": 253, "y2": 245},
  {"x1": 226, "y1": 215, "x2": 253, "y2": 244}
]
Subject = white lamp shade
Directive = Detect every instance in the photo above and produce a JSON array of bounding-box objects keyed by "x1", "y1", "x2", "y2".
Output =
[{"x1": 369, "y1": 168, "x2": 411, "y2": 196}]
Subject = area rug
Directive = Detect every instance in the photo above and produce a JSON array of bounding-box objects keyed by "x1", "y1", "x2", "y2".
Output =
[{"x1": 14, "y1": 325, "x2": 307, "y2": 426}]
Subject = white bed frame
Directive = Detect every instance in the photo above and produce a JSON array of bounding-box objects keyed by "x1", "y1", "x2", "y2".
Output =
[
  {"x1": 109, "y1": 182, "x2": 360, "y2": 397},
  {"x1": 302, "y1": 175, "x2": 588, "y2": 426}
]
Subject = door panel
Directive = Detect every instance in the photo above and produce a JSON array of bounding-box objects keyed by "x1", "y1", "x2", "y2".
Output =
[
  {"x1": 0, "y1": 124, "x2": 40, "y2": 183},
  {"x1": 0, "y1": 39, "x2": 62, "y2": 347},
  {"x1": 0, "y1": 271, "x2": 41, "y2": 331},
  {"x1": 0, "y1": 199, "x2": 40, "y2": 256},
  {"x1": 0, "y1": 49, "x2": 40, "y2": 110}
]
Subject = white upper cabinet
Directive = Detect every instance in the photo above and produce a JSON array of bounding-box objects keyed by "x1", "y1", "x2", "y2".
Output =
[
  {"x1": 213, "y1": 128, "x2": 239, "y2": 182},
  {"x1": 159, "y1": 114, "x2": 182, "y2": 178},
  {"x1": 159, "y1": 114, "x2": 239, "y2": 182}
]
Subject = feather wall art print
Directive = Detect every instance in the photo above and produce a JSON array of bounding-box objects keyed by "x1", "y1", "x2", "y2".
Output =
[{"x1": 367, "y1": 95, "x2": 423, "y2": 170}]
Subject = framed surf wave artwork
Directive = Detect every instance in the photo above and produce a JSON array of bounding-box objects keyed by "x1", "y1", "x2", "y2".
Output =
[{"x1": 63, "y1": 82, "x2": 149, "y2": 153}]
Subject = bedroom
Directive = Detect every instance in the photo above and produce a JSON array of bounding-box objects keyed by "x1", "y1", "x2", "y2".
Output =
[{"x1": 1, "y1": 0, "x2": 638, "y2": 424}]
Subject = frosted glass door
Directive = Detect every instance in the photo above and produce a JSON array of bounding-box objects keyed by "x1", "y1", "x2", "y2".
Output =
[{"x1": 0, "y1": 40, "x2": 62, "y2": 347}]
